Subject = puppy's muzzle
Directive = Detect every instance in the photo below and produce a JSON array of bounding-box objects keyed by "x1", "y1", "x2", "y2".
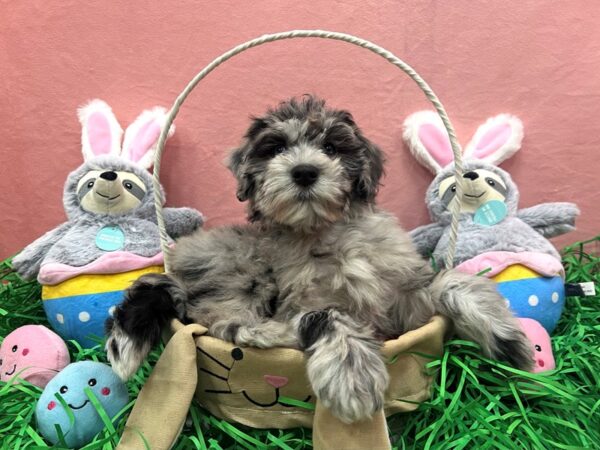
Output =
[{"x1": 291, "y1": 164, "x2": 320, "y2": 187}]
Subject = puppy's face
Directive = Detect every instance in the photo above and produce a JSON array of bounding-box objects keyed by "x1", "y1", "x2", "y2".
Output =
[{"x1": 229, "y1": 97, "x2": 384, "y2": 232}]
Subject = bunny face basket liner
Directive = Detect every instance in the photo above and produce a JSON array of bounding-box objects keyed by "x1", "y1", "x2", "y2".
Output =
[{"x1": 117, "y1": 30, "x2": 466, "y2": 450}]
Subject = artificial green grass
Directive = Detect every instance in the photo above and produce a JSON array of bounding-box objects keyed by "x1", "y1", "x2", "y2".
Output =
[{"x1": 1, "y1": 237, "x2": 599, "y2": 449}]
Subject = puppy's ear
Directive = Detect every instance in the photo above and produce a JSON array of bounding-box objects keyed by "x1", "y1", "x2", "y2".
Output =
[
  {"x1": 227, "y1": 146, "x2": 254, "y2": 202},
  {"x1": 337, "y1": 111, "x2": 385, "y2": 202},
  {"x1": 355, "y1": 134, "x2": 385, "y2": 202}
]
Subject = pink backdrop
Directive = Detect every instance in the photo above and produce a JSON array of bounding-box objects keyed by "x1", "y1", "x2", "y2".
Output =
[{"x1": 2, "y1": 1, "x2": 599, "y2": 259}]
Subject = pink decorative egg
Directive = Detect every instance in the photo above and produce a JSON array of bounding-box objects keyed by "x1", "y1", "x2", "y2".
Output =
[
  {"x1": 517, "y1": 318, "x2": 555, "y2": 373},
  {"x1": 0, "y1": 325, "x2": 70, "y2": 387}
]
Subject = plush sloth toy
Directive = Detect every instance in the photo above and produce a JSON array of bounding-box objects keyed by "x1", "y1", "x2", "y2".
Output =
[
  {"x1": 12, "y1": 100, "x2": 203, "y2": 347},
  {"x1": 403, "y1": 111, "x2": 578, "y2": 339}
]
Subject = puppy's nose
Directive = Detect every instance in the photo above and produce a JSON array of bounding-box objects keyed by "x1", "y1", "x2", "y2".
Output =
[
  {"x1": 99, "y1": 171, "x2": 118, "y2": 181},
  {"x1": 291, "y1": 165, "x2": 320, "y2": 187},
  {"x1": 463, "y1": 171, "x2": 479, "y2": 180}
]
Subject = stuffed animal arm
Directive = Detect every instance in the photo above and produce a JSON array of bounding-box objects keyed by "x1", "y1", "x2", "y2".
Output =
[
  {"x1": 517, "y1": 202, "x2": 580, "y2": 239},
  {"x1": 409, "y1": 222, "x2": 445, "y2": 257},
  {"x1": 12, "y1": 223, "x2": 73, "y2": 280},
  {"x1": 163, "y1": 207, "x2": 203, "y2": 238}
]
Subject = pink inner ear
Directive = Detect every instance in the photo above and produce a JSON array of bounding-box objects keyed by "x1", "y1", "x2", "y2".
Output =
[
  {"x1": 473, "y1": 123, "x2": 511, "y2": 158},
  {"x1": 418, "y1": 124, "x2": 453, "y2": 168},
  {"x1": 127, "y1": 120, "x2": 161, "y2": 163},
  {"x1": 87, "y1": 112, "x2": 112, "y2": 156}
]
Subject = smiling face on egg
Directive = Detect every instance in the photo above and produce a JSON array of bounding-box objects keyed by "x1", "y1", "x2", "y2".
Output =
[
  {"x1": 36, "y1": 361, "x2": 129, "y2": 448},
  {"x1": 0, "y1": 325, "x2": 69, "y2": 388}
]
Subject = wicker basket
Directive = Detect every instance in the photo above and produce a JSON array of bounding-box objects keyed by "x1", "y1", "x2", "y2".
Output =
[{"x1": 116, "y1": 30, "x2": 466, "y2": 450}]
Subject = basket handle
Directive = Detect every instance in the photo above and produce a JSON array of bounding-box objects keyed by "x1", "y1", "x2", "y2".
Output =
[{"x1": 153, "y1": 30, "x2": 464, "y2": 270}]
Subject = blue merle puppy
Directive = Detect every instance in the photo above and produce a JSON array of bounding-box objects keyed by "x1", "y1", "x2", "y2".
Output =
[{"x1": 106, "y1": 96, "x2": 532, "y2": 423}]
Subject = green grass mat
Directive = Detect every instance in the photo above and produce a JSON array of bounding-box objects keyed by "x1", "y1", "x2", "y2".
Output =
[{"x1": 1, "y1": 237, "x2": 599, "y2": 449}]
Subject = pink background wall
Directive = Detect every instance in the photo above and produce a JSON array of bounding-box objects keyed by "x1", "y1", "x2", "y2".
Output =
[{"x1": 2, "y1": 1, "x2": 599, "y2": 259}]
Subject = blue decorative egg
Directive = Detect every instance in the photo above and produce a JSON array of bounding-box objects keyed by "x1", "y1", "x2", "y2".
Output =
[{"x1": 36, "y1": 361, "x2": 128, "y2": 448}]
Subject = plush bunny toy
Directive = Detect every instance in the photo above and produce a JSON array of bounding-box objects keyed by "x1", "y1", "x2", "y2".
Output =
[
  {"x1": 403, "y1": 111, "x2": 578, "y2": 334},
  {"x1": 12, "y1": 100, "x2": 203, "y2": 347}
]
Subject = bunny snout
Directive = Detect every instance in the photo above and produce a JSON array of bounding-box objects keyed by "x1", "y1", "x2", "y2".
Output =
[
  {"x1": 94, "y1": 175, "x2": 124, "y2": 200},
  {"x1": 99, "y1": 171, "x2": 118, "y2": 181}
]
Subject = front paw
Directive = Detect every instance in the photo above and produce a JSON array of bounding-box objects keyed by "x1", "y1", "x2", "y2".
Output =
[{"x1": 306, "y1": 335, "x2": 389, "y2": 423}]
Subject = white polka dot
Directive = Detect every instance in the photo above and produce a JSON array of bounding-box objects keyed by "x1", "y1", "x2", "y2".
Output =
[
  {"x1": 79, "y1": 311, "x2": 91, "y2": 322},
  {"x1": 528, "y1": 295, "x2": 539, "y2": 306},
  {"x1": 551, "y1": 292, "x2": 559, "y2": 303},
  {"x1": 56, "y1": 313, "x2": 64, "y2": 324},
  {"x1": 108, "y1": 306, "x2": 116, "y2": 316}
]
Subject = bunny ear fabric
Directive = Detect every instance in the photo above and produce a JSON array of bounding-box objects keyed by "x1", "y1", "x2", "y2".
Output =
[
  {"x1": 121, "y1": 107, "x2": 175, "y2": 170},
  {"x1": 78, "y1": 99, "x2": 123, "y2": 161},
  {"x1": 402, "y1": 110, "x2": 454, "y2": 174},
  {"x1": 464, "y1": 114, "x2": 523, "y2": 165}
]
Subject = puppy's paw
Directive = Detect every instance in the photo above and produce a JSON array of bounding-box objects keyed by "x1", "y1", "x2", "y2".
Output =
[
  {"x1": 105, "y1": 318, "x2": 149, "y2": 381},
  {"x1": 304, "y1": 318, "x2": 389, "y2": 423},
  {"x1": 492, "y1": 330, "x2": 535, "y2": 372}
]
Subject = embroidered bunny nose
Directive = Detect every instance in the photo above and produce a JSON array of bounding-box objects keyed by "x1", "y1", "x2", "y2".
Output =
[
  {"x1": 264, "y1": 375, "x2": 289, "y2": 388},
  {"x1": 538, "y1": 359, "x2": 545, "y2": 368},
  {"x1": 463, "y1": 171, "x2": 479, "y2": 180},
  {"x1": 100, "y1": 171, "x2": 118, "y2": 181}
]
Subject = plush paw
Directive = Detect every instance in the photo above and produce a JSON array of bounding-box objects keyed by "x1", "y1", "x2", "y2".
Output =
[{"x1": 11, "y1": 254, "x2": 38, "y2": 280}]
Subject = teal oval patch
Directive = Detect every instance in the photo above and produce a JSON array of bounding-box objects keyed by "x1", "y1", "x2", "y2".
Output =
[
  {"x1": 473, "y1": 200, "x2": 508, "y2": 226},
  {"x1": 95, "y1": 225, "x2": 125, "y2": 251}
]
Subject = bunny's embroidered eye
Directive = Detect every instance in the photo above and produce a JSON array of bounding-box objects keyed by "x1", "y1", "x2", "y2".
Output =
[
  {"x1": 231, "y1": 348, "x2": 244, "y2": 361},
  {"x1": 535, "y1": 345, "x2": 542, "y2": 352},
  {"x1": 88, "y1": 378, "x2": 97, "y2": 386},
  {"x1": 11, "y1": 345, "x2": 17, "y2": 353},
  {"x1": 59, "y1": 385, "x2": 68, "y2": 394}
]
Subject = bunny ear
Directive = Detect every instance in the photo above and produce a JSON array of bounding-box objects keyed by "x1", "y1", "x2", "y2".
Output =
[
  {"x1": 403, "y1": 111, "x2": 454, "y2": 174},
  {"x1": 78, "y1": 99, "x2": 123, "y2": 161},
  {"x1": 464, "y1": 114, "x2": 523, "y2": 165},
  {"x1": 121, "y1": 107, "x2": 175, "y2": 170}
]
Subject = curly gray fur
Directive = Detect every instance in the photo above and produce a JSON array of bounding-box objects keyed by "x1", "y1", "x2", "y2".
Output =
[{"x1": 107, "y1": 96, "x2": 533, "y2": 423}]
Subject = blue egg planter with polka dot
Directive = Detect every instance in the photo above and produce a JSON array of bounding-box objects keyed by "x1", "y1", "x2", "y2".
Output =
[
  {"x1": 41, "y1": 267, "x2": 163, "y2": 348},
  {"x1": 491, "y1": 263, "x2": 565, "y2": 333}
]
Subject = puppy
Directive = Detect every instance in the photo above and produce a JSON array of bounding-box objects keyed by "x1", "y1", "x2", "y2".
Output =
[{"x1": 106, "y1": 96, "x2": 533, "y2": 423}]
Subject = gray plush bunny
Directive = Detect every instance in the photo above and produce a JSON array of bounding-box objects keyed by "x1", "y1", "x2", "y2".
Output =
[
  {"x1": 11, "y1": 100, "x2": 202, "y2": 346},
  {"x1": 13, "y1": 99, "x2": 202, "y2": 283},
  {"x1": 403, "y1": 111, "x2": 579, "y2": 334},
  {"x1": 403, "y1": 111, "x2": 578, "y2": 268}
]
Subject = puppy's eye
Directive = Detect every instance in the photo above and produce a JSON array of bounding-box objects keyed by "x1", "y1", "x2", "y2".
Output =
[
  {"x1": 88, "y1": 378, "x2": 97, "y2": 386},
  {"x1": 87, "y1": 180, "x2": 94, "y2": 188},
  {"x1": 11, "y1": 345, "x2": 17, "y2": 353},
  {"x1": 535, "y1": 345, "x2": 542, "y2": 352},
  {"x1": 324, "y1": 143, "x2": 336, "y2": 156},
  {"x1": 124, "y1": 182, "x2": 133, "y2": 190},
  {"x1": 487, "y1": 179, "x2": 496, "y2": 187},
  {"x1": 275, "y1": 146, "x2": 286, "y2": 155},
  {"x1": 59, "y1": 385, "x2": 68, "y2": 394}
]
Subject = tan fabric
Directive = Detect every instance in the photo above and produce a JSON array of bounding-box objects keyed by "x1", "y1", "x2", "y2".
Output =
[
  {"x1": 117, "y1": 316, "x2": 449, "y2": 450},
  {"x1": 313, "y1": 400, "x2": 391, "y2": 450},
  {"x1": 117, "y1": 321, "x2": 207, "y2": 450}
]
